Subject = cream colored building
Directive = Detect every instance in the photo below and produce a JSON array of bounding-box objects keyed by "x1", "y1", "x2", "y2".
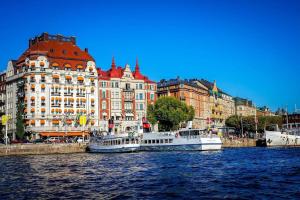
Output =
[{"x1": 5, "y1": 33, "x2": 99, "y2": 139}]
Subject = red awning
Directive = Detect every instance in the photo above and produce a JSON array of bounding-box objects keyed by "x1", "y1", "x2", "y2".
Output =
[{"x1": 39, "y1": 132, "x2": 90, "y2": 137}]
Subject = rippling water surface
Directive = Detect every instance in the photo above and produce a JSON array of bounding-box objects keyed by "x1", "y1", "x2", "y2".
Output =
[{"x1": 1, "y1": 148, "x2": 300, "y2": 199}]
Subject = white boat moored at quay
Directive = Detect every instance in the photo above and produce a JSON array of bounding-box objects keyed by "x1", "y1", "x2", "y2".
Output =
[
  {"x1": 140, "y1": 129, "x2": 222, "y2": 151},
  {"x1": 265, "y1": 123, "x2": 300, "y2": 147},
  {"x1": 88, "y1": 132, "x2": 142, "y2": 153}
]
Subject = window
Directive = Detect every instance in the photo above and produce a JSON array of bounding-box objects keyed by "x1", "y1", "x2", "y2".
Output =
[
  {"x1": 102, "y1": 101, "x2": 106, "y2": 110},
  {"x1": 140, "y1": 103, "x2": 144, "y2": 110},
  {"x1": 139, "y1": 83, "x2": 143, "y2": 89},
  {"x1": 126, "y1": 83, "x2": 130, "y2": 90},
  {"x1": 139, "y1": 93, "x2": 143, "y2": 100},
  {"x1": 115, "y1": 82, "x2": 119, "y2": 88},
  {"x1": 150, "y1": 93, "x2": 154, "y2": 100},
  {"x1": 102, "y1": 90, "x2": 106, "y2": 98}
]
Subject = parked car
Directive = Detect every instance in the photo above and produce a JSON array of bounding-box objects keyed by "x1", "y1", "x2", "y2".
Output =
[
  {"x1": 32, "y1": 138, "x2": 45, "y2": 144},
  {"x1": 76, "y1": 137, "x2": 84, "y2": 143},
  {"x1": 44, "y1": 137, "x2": 62, "y2": 143},
  {"x1": 10, "y1": 139, "x2": 30, "y2": 144}
]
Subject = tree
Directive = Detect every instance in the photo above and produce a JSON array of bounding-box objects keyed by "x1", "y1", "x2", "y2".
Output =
[
  {"x1": 147, "y1": 96, "x2": 195, "y2": 131},
  {"x1": 15, "y1": 100, "x2": 25, "y2": 139},
  {"x1": 225, "y1": 115, "x2": 283, "y2": 134}
]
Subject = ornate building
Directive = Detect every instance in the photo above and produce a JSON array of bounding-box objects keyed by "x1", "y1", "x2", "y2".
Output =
[
  {"x1": 157, "y1": 78, "x2": 210, "y2": 129},
  {"x1": 5, "y1": 33, "x2": 99, "y2": 139},
  {"x1": 198, "y1": 79, "x2": 235, "y2": 127},
  {"x1": 97, "y1": 57, "x2": 156, "y2": 133}
]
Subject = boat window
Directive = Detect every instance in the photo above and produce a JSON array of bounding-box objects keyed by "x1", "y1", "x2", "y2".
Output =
[
  {"x1": 152, "y1": 140, "x2": 156, "y2": 144},
  {"x1": 126, "y1": 139, "x2": 129, "y2": 144},
  {"x1": 131, "y1": 139, "x2": 135, "y2": 144},
  {"x1": 148, "y1": 140, "x2": 151, "y2": 144},
  {"x1": 160, "y1": 139, "x2": 164, "y2": 143},
  {"x1": 165, "y1": 139, "x2": 169, "y2": 143},
  {"x1": 118, "y1": 140, "x2": 121, "y2": 145},
  {"x1": 144, "y1": 140, "x2": 148, "y2": 144},
  {"x1": 156, "y1": 139, "x2": 159, "y2": 144},
  {"x1": 169, "y1": 139, "x2": 173, "y2": 143}
]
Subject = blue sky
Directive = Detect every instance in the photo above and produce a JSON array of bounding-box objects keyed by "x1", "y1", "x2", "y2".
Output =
[{"x1": 0, "y1": 0, "x2": 299, "y2": 112}]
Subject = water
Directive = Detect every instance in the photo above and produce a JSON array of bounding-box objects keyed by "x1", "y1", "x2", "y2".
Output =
[{"x1": 1, "y1": 148, "x2": 300, "y2": 200}]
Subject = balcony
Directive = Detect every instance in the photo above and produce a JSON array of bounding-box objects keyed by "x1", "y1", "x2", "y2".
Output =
[
  {"x1": 123, "y1": 88, "x2": 134, "y2": 92},
  {"x1": 41, "y1": 102, "x2": 46, "y2": 106},
  {"x1": 65, "y1": 81, "x2": 73, "y2": 85},
  {"x1": 76, "y1": 104, "x2": 85, "y2": 108},
  {"x1": 64, "y1": 93, "x2": 73, "y2": 96},
  {"x1": 65, "y1": 104, "x2": 73, "y2": 108},
  {"x1": 51, "y1": 104, "x2": 61, "y2": 107},
  {"x1": 76, "y1": 93, "x2": 85, "y2": 97},
  {"x1": 30, "y1": 79, "x2": 36, "y2": 83},
  {"x1": 51, "y1": 92, "x2": 61, "y2": 96},
  {"x1": 41, "y1": 79, "x2": 46, "y2": 83}
]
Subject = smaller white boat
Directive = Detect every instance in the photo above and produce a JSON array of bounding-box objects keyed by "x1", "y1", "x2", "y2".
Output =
[
  {"x1": 88, "y1": 132, "x2": 141, "y2": 153},
  {"x1": 265, "y1": 128, "x2": 300, "y2": 147},
  {"x1": 140, "y1": 129, "x2": 222, "y2": 151}
]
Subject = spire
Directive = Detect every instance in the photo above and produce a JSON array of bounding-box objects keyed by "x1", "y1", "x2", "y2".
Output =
[
  {"x1": 111, "y1": 56, "x2": 116, "y2": 69},
  {"x1": 135, "y1": 57, "x2": 140, "y2": 72},
  {"x1": 212, "y1": 80, "x2": 218, "y2": 93}
]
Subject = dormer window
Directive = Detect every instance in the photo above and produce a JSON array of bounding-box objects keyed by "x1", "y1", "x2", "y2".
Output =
[
  {"x1": 50, "y1": 48, "x2": 54, "y2": 53},
  {"x1": 62, "y1": 50, "x2": 67, "y2": 54},
  {"x1": 74, "y1": 51, "x2": 78, "y2": 56}
]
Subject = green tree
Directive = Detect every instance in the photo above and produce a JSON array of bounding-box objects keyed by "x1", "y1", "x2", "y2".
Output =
[
  {"x1": 147, "y1": 96, "x2": 195, "y2": 131},
  {"x1": 15, "y1": 100, "x2": 25, "y2": 139},
  {"x1": 226, "y1": 115, "x2": 283, "y2": 133}
]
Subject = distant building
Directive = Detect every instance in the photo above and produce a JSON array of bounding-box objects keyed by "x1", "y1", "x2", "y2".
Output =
[
  {"x1": 283, "y1": 113, "x2": 300, "y2": 126},
  {"x1": 97, "y1": 57, "x2": 156, "y2": 133},
  {"x1": 234, "y1": 97, "x2": 256, "y2": 116},
  {"x1": 5, "y1": 33, "x2": 99, "y2": 139},
  {"x1": 157, "y1": 78, "x2": 210, "y2": 129},
  {"x1": 257, "y1": 106, "x2": 275, "y2": 116}
]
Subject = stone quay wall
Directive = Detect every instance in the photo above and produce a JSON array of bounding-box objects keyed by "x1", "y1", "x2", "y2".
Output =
[
  {"x1": 0, "y1": 143, "x2": 87, "y2": 156},
  {"x1": 221, "y1": 138, "x2": 256, "y2": 148}
]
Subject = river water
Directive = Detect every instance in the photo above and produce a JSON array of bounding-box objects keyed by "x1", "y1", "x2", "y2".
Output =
[{"x1": 0, "y1": 148, "x2": 300, "y2": 199}]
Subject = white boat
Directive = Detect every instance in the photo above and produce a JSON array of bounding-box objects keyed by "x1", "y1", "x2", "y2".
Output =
[
  {"x1": 88, "y1": 132, "x2": 141, "y2": 153},
  {"x1": 265, "y1": 123, "x2": 300, "y2": 147},
  {"x1": 140, "y1": 129, "x2": 222, "y2": 151}
]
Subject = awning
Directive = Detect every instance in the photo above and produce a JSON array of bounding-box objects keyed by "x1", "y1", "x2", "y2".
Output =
[
  {"x1": 40, "y1": 120, "x2": 45, "y2": 124},
  {"x1": 24, "y1": 108, "x2": 27, "y2": 113},
  {"x1": 89, "y1": 66, "x2": 93, "y2": 71},
  {"x1": 52, "y1": 74, "x2": 59, "y2": 79},
  {"x1": 52, "y1": 120, "x2": 59, "y2": 124},
  {"x1": 77, "y1": 65, "x2": 83, "y2": 69},
  {"x1": 31, "y1": 84, "x2": 35, "y2": 89},
  {"x1": 91, "y1": 110, "x2": 95, "y2": 113},
  {"x1": 91, "y1": 98, "x2": 94, "y2": 102},
  {"x1": 125, "y1": 113, "x2": 134, "y2": 116},
  {"x1": 91, "y1": 120, "x2": 95, "y2": 125},
  {"x1": 30, "y1": 74, "x2": 35, "y2": 78},
  {"x1": 41, "y1": 84, "x2": 45, "y2": 89},
  {"x1": 90, "y1": 77, "x2": 94, "y2": 81},
  {"x1": 41, "y1": 73, "x2": 46, "y2": 77},
  {"x1": 31, "y1": 120, "x2": 35, "y2": 125},
  {"x1": 30, "y1": 62, "x2": 35, "y2": 67},
  {"x1": 52, "y1": 63, "x2": 59, "y2": 67},
  {"x1": 40, "y1": 62, "x2": 45, "y2": 66},
  {"x1": 41, "y1": 108, "x2": 46, "y2": 112},
  {"x1": 65, "y1": 75, "x2": 72, "y2": 80},
  {"x1": 41, "y1": 96, "x2": 45, "y2": 100},
  {"x1": 66, "y1": 119, "x2": 72, "y2": 124},
  {"x1": 77, "y1": 76, "x2": 84, "y2": 81},
  {"x1": 31, "y1": 96, "x2": 35, "y2": 100},
  {"x1": 39, "y1": 132, "x2": 89, "y2": 137},
  {"x1": 64, "y1": 64, "x2": 71, "y2": 68}
]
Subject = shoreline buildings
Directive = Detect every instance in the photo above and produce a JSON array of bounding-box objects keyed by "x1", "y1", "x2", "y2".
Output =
[
  {"x1": 5, "y1": 33, "x2": 99, "y2": 139},
  {"x1": 97, "y1": 58, "x2": 156, "y2": 133}
]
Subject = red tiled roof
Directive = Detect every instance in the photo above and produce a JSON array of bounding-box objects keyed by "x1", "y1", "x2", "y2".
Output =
[{"x1": 16, "y1": 33, "x2": 94, "y2": 70}]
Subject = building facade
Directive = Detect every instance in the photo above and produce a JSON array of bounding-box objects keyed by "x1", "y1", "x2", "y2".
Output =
[
  {"x1": 234, "y1": 97, "x2": 256, "y2": 117},
  {"x1": 0, "y1": 72, "x2": 6, "y2": 115},
  {"x1": 157, "y1": 78, "x2": 210, "y2": 129},
  {"x1": 5, "y1": 33, "x2": 99, "y2": 139},
  {"x1": 97, "y1": 58, "x2": 156, "y2": 133},
  {"x1": 198, "y1": 79, "x2": 235, "y2": 127}
]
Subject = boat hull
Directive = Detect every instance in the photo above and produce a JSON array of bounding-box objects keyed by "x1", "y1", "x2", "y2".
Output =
[
  {"x1": 265, "y1": 131, "x2": 300, "y2": 147},
  {"x1": 88, "y1": 144, "x2": 140, "y2": 153},
  {"x1": 140, "y1": 144, "x2": 202, "y2": 151}
]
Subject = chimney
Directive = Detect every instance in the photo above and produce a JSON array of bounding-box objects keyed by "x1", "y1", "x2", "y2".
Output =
[
  {"x1": 84, "y1": 48, "x2": 88, "y2": 53},
  {"x1": 70, "y1": 36, "x2": 76, "y2": 44}
]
